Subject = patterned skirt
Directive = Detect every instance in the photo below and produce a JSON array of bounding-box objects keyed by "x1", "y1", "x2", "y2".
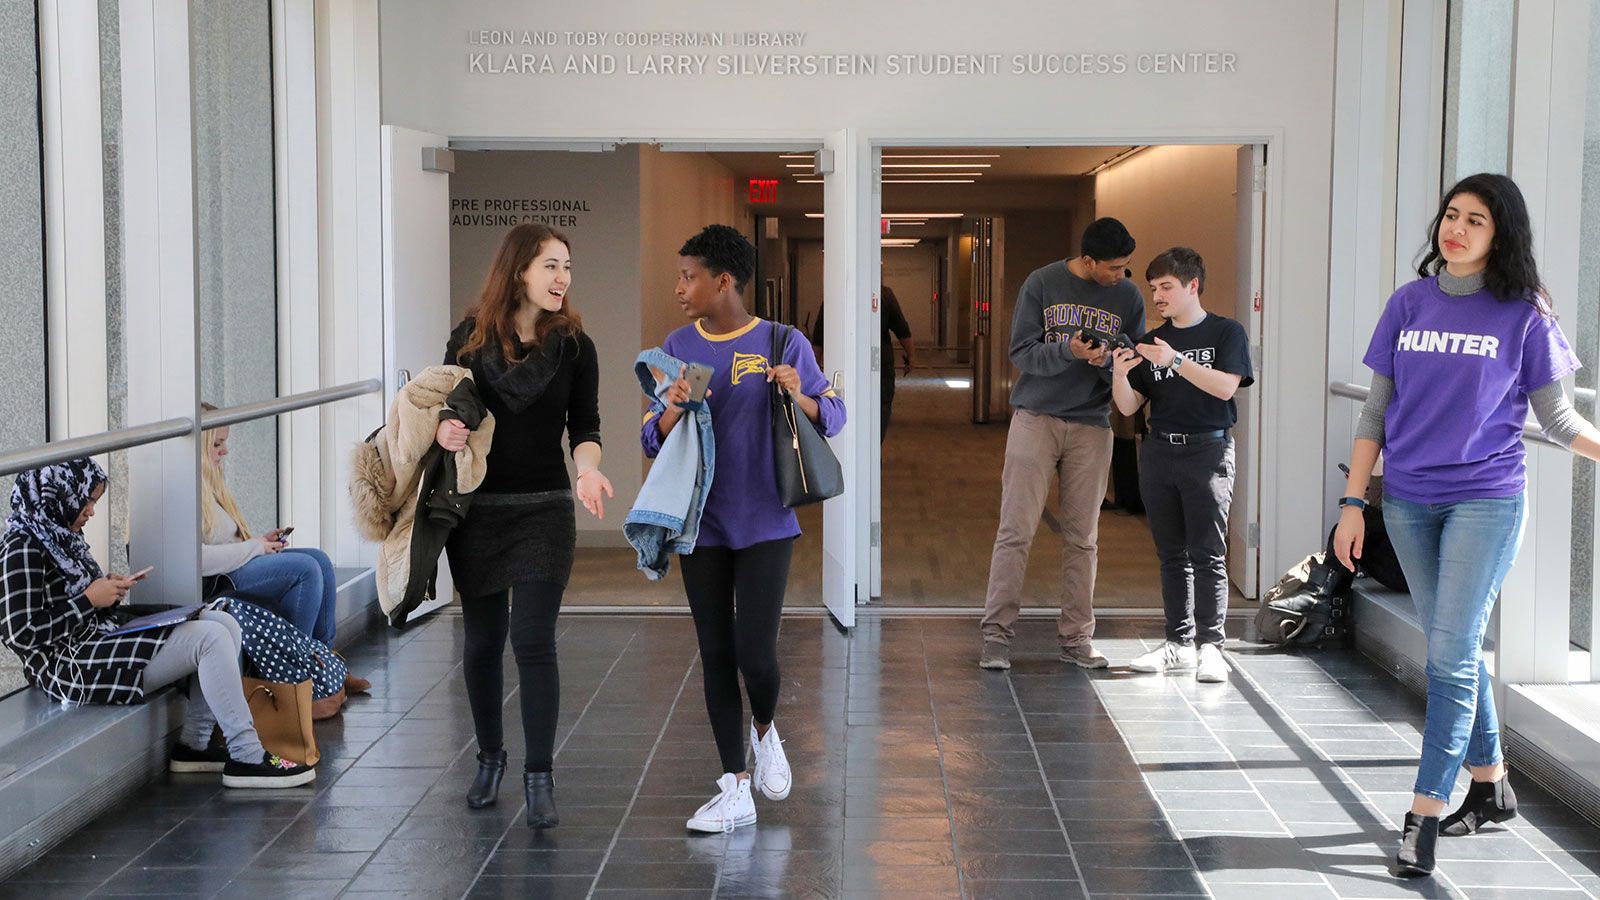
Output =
[{"x1": 445, "y1": 490, "x2": 577, "y2": 597}]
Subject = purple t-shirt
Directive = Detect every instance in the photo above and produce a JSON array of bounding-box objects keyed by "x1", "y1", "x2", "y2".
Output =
[
  {"x1": 1363, "y1": 277, "x2": 1580, "y2": 504},
  {"x1": 641, "y1": 318, "x2": 846, "y2": 549}
]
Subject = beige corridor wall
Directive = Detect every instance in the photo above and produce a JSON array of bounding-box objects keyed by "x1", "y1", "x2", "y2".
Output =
[
  {"x1": 638, "y1": 147, "x2": 752, "y2": 349},
  {"x1": 1094, "y1": 144, "x2": 1243, "y2": 327}
]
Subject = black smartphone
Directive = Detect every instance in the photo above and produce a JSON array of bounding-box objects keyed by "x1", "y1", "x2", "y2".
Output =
[
  {"x1": 684, "y1": 364, "x2": 713, "y2": 403},
  {"x1": 278, "y1": 526, "x2": 295, "y2": 538}
]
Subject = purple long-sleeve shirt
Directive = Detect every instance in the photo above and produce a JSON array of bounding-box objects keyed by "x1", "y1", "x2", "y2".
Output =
[{"x1": 642, "y1": 318, "x2": 846, "y2": 549}]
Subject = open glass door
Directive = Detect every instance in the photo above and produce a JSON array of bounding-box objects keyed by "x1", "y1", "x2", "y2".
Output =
[
  {"x1": 381, "y1": 125, "x2": 455, "y2": 621},
  {"x1": 1228, "y1": 145, "x2": 1266, "y2": 598}
]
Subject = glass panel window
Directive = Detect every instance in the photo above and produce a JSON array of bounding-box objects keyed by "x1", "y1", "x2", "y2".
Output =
[
  {"x1": 1569, "y1": 0, "x2": 1600, "y2": 654},
  {"x1": 0, "y1": 3, "x2": 49, "y2": 698},
  {"x1": 192, "y1": 0, "x2": 279, "y2": 531},
  {"x1": 1442, "y1": 0, "x2": 1515, "y2": 185}
]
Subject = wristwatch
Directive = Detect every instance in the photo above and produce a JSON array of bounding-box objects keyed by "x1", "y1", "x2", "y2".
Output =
[
  {"x1": 1338, "y1": 496, "x2": 1368, "y2": 511},
  {"x1": 1170, "y1": 354, "x2": 1184, "y2": 371}
]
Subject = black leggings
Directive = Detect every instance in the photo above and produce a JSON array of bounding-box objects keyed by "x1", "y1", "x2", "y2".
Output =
[
  {"x1": 460, "y1": 581, "x2": 564, "y2": 773},
  {"x1": 680, "y1": 538, "x2": 794, "y2": 774}
]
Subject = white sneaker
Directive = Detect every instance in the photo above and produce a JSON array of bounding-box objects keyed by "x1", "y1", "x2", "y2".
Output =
[
  {"x1": 750, "y1": 721, "x2": 792, "y2": 801},
  {"x1": 1129, "y1": 641, "x2": 1197, "y2": 673},
  {"x1": 1196, "y1": 643, "x2": 1230, "y2": 683},
  {"x1": 686, "y1": 772, "x2": 757, "y2": 833}
]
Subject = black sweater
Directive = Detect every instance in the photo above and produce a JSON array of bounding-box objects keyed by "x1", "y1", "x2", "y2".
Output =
[{"x1": 445, "y1": 319, "x2": 602, "y2": 495}]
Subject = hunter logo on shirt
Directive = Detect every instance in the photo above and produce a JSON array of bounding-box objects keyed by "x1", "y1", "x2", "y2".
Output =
[
  {"x1": 1042, "y1": 303, "x2": 1124, "y2": 342},
  {"x1": 730, "y1": 352, "x2": 769, "y2": 385},
  {"x1": 1395, "y1": 329, "x2": 1501, "y2": 358}
]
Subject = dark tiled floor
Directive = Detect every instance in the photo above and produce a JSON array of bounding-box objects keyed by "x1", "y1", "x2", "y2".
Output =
[{"x1": 6, "y1": 613, "x2": 1600, "y2": 899}]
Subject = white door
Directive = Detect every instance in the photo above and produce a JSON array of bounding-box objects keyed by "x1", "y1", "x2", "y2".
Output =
[
  {"x1": 1228, "y1": 145, "x2": 1267, "y2": 598},
  {"x1": 821, "y1": 130, "x2": 875, "y2": 627},
  {"x1": 381, "y1": 125, "x2": 455, "y2": 622}
]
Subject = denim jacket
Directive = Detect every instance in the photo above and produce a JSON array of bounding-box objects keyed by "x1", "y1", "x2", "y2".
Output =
[{"x1": 624, "y1": 348, "x2": 715, "y2": 580}]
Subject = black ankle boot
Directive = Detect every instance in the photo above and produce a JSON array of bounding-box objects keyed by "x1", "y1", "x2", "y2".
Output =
[
  {"x1": 1395, "y1": 811, "x2": 1438, "y2": 877},
  {"x1": 466, "y1": 750, "x2": 508, "y2": 809},
  {"x1": 524, "y1": 771, "x2": 558, "y2": 828},
  {"x1": 1441, "y1": 773, "x2": 1518, "y2": 836}
]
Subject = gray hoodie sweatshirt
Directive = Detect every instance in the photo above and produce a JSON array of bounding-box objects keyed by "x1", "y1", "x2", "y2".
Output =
[{"x1": 1008, "y1": 260, "x2": 1146, "y2": 427}]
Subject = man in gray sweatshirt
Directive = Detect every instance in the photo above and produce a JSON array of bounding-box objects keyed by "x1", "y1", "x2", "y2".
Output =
[{"x1": 979, "y1": 218, "x2": 1146, "y2": 670}]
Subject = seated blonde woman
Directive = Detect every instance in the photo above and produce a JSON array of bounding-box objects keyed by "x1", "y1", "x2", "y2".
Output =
[{"x1": 200, "y1": 406, "x2": 368, "y2": 693}]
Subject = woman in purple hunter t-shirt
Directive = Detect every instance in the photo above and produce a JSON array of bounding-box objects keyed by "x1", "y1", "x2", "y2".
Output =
[
  {"x1": 1334, "y1": 174, "x2": 1600, "y2": 878},
  {"x1": 642, "y1": 225, "x2": 845, "y2": 834}
]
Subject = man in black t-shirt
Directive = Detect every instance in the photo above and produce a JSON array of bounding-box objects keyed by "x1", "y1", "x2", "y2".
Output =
[{"x1": 1110, "y1": 247, "x2": 1254, "y2": 684}]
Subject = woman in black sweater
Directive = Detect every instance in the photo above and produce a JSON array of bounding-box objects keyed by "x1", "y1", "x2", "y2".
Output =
[{"x1": 440, "y1": 223, "x2": 612, "y2": 827}]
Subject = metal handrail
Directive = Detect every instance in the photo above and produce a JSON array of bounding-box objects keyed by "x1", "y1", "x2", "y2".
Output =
[
  {"x1": 0, "y1": 418, "x2": 193, "y2": 478},
  {"x1": 1330, "y1": 381, "x2": 1562, "y2": 449},
  {"x1": 200, "y1": 379, "x2": 382, "y2": 430},
  {"x1": 0, "y1": 378, "x2": 383, "y2": 478}
]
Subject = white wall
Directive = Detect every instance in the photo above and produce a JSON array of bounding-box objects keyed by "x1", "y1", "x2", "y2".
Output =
[
  {"x1": 449, "y1": 148, "x2": 643, "y2": 542},
  {"x1": 1094, "y1": 144, "x2": 1242, "y2": 325},
  {"x1": 377, "y1": 0, "x2": 1342, "y2": 579}
]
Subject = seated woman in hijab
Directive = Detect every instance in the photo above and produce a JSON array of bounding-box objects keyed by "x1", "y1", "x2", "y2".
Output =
[{"x1": 0, "y1": 459, "x2": 315, "y2": 788}]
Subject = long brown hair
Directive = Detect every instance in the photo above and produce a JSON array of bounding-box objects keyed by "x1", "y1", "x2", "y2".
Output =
[{"x1": 455, "y1": 224, "x2": 582, "y2": 364}]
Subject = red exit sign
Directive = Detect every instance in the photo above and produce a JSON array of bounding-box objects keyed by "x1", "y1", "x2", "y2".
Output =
[{"x1": 747, "y1": 179, "x2": 778, "y2": 203}]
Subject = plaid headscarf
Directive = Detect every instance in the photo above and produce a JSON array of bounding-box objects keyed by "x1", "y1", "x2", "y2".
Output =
[{"x1": 6, "y1": 458, "x2": 107, "y2": 596}]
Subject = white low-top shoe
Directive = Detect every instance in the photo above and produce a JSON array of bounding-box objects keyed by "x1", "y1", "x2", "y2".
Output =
[
  {"x1": 1196, "y1": 643, "x2": 1230, "y2": 683},
  {"x1": 685, "y1": 772, "x2": 757, "y2": 834},
  {"x1": 751, "y1": 721, "x2": 792, "y2": 801},
  {"x1": 1129, "y1": 640, "x2": 1197, "y2": 673}
]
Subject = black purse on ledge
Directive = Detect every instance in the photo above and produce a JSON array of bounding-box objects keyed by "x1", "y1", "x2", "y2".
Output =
[{"x1": 770, "y1": 323, "x2": 844, "y2": 508}]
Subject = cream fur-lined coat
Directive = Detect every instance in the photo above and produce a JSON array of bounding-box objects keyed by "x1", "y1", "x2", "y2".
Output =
[{"x1": 349, "y1": 366, "x2": 494, "y2": 620}]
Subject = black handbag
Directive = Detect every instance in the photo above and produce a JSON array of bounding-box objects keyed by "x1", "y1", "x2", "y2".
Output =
[{"x1": 770, "y1": 323, "x2": 844, "y2": 507}]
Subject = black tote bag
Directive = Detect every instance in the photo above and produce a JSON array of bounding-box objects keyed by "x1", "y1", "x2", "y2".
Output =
[{"x1": 770, "y1": 323, "x2": 844, "y2": 507}]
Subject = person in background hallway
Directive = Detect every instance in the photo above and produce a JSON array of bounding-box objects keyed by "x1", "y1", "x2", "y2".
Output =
[
  {"x1": 198, "y1": 407, "x2": 369, "y2": 696},
  {"x1": 442, "y1": 223, "x2": 613, "y2": 828},
  {"x1": 978, "y1": 217, "x2": 1145, "y2": 671},
  {"x1": 810, "y1": 285, "x2": 915, "y2": 441},
  {"x1": 1110, "y1": 247, "x2": 1254, "y2": 684},
  {"x1": 1333, "y1": 174, "x2": 1600, "y2": 878},
  {"x1": 0, "y1": 459, "x2": 315, "y2": 788},
  {"x1": 645, "y1": 225, "x2": 845, "y2": 833}
]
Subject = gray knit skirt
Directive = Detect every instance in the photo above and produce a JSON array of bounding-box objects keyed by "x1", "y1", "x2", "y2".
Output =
[{"x1": 445, "y1": 490, "x2": 577, "y2": 597}]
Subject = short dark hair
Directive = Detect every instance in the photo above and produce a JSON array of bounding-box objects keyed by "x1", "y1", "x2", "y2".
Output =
[
  {"x1": 1145, "y1": 247, "x2": 1205, "y2": 294},
  {"x1": 679, "y1": 224, "x2": 756, "y2": 293},
  {"x1": 1080, "y1": 217, "x2": 1135, "y2": 261}
]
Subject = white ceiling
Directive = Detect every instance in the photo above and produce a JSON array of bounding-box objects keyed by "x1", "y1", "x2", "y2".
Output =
[{"x1": 706, "y1": 145, "x2": 1137, "y2": 183}]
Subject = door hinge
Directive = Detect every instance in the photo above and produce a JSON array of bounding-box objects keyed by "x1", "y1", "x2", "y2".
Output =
[
  {"x1": 870, "y1": 522, "x2": 882, "y2": 548},
  {"x1": 1247, "y1": 523, "x2": 1260, "y2": 548},
  {"x1": 871, "y1": 347, "x2": 881, "y2": 373},
  {"x1": 1251, "y1": 343, "x2": 1263, "y2": 370},
  {"x1": 1252, "y1": 164, "x2": 1266, "y2": 193}
]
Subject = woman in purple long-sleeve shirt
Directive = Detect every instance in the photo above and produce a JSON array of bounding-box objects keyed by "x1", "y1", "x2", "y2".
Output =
[{"x1": 643, "y1": 225, "x2": 844, "y2": 834}]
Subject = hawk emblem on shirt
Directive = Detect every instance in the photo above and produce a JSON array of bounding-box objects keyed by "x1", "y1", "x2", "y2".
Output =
[{"x1": 731, "y1": 352, "x2": 769, "y2": 386}]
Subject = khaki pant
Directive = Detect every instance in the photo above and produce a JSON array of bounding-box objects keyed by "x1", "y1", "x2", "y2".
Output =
[{"x1": 981, "y1": 409, "x2": 1114, "y2": 648}]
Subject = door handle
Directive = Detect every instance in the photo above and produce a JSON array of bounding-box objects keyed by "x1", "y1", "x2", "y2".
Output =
[{"x1": 397, "y1": 369, "x2": 412, "y2": 389}]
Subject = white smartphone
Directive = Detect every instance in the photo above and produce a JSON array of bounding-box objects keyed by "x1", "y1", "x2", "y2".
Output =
[{"x1": 130, "y1": 565, "x2": 155, "y2": 581}]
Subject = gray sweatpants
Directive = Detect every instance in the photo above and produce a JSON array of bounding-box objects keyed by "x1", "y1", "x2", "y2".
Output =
[
  {"x1": 1139, "y1": 437, "x2": 1236, "y2": 647},
  {"x1": 140, "y1": 610, "x2": 265, "y2": 764}
]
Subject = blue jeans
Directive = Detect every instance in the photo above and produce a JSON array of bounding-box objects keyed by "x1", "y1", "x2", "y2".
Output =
[
  {"x1": 1383, "y1": 493, "x2": 1526, "y2": 803},
  {"x1": 226, "y1": 547, "x2": 338, "y2": 646}
]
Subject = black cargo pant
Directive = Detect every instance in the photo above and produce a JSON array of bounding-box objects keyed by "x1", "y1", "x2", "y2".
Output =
[{"x1": 1139, "y1": 436, "x2": 1236, "y2": 647}]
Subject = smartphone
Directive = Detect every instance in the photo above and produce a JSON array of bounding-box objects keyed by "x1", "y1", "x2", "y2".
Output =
[
  {"x1": 131, "y1": 565, "x2": 155, "y2": 581},
  {"x1": 278, "y1": 526, "x2": 295, "y2": 537},
  {"x1": 683, "y1": 364, "x2": 713, "y2": 404}
]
